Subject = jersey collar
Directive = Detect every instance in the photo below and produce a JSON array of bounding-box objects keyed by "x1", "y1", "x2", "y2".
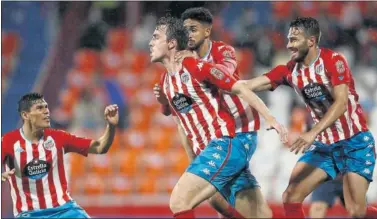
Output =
[{"x1": 201, "y1": 40, "x2": 212, "y2": 61}]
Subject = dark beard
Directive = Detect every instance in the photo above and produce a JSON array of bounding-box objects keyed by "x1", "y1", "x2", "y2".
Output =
[
  {"x1": 294, "y1": 47, "x2": 309, "y2": 62},
  {"x1": 189, "y1": 38, "x2": 205, "y2": 51}
]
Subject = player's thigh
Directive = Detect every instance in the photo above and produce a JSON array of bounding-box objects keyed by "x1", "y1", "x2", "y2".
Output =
[
  {"x1": 342, "y1": 172, "x2": 369, "y2": 215},
  {"x1": 235, "y1": 187, "x2": 271, "y2": 218},
  {"x1": 309, "y1": 201, "x2": 329, "y2": 218},
  {"x1": 170, "y1": 172, "x2": 217, "y2": 210},
  {"x1": 283, "y1": 161, "x2": 328, "y2": 202},
  {"x1": 207, "y1": 192, "x2": 231, "y2": 217}
]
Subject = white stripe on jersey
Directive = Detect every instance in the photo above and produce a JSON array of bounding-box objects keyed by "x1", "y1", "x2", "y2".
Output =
[
  {"x1": 52, "y1": 145, "x2": 66, "y2": 206},
  {"x1": 182, "y1": 68, "x2": 216, "y2": 141},
  {"x1": 13, "y1": 140, "x2": 28, "y2": 213},
  {"x1": 25, "y1": 141, "x2": 40, "y2": 209},
  {"x1": 223, "y1": 94, "x2": 242, "y2": 132},
  {"x1": 349, "y1": 94, "x2": 362, "y2": 131},
  {"x1": 37, "y1": 144, "x2": 53, "y2": 209}
]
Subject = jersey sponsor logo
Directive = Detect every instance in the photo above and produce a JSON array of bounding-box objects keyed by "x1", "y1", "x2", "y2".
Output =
[
  {"x1": 171, "y1": 93, "x2": 194, "y2": 113},
  {"x1": 180, "y1": 72, "x2": 190, "y2": 84},
  {"x1": 301, "y1": 83, "x2": 334, "y2": 118},
  {"x1": 23, "y1": 158, "x2": 51, "y2": 180},
  {"x1": 210, "y1": 67, "x2": 224, "y2": 80},
  {"x1": 43, "y1": 136, "x2": 55, "y2": 150},
  {"x1": 335, "y1": 60, "x2": 345, "y2": 73}
]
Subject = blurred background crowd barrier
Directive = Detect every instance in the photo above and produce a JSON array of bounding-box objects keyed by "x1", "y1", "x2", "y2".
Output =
[{"x1": 2, "y1": 1, "x2": 377, "y2": 218}]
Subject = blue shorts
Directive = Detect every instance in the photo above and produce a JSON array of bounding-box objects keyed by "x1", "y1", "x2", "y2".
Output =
[
  {"x1": 16, "y1": 201, "x2": 90, "y2": 218},
  {"x1": 299, "y1": 131, "x2": 376, "y2": 182},
  {"x1": 186, "y1": 132, "x2": 260, "y2": 207},
  {"x1": 311, "y1": 178, "x2": 344, "y2": 207}
]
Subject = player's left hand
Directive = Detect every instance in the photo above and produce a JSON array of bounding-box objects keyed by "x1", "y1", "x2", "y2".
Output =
[
  {"x1": 289, "y1": 131, "x2": 317, "y2": 154},
  {"x1": 175, "y1": 50, "x2": 198, "y2": 63},
  {"x1": 104, "y1": 104, "x2": 119, "y2": 126}
]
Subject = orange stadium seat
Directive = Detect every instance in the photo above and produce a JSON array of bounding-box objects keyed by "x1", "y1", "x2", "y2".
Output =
[
  {"x1": 117, "y1": 149, "x2": 139, "y2": 176},
  {"x1": 107, "y1": 28, "x2": 129, "y2": 54},
  {"x1": 237, "y1": 49, "x2": 254, "y2": 78},
  {"x1": 83, "y1": 173, "x2": 106, "y2": 195},
  {"x1": 271, "y1": 2, "x2": 294, "y2": 20},
  {"x1": 109, "y1": 174, "x2": 133, "y2": 195},
  {"x1": 87, "y1": 154, "x2": 113, "y2": 176},
  {"x1": 69, "y1": 154, "x2": 87, "y2": 179},
  {"x1": 73, "y1": 49, "x2": 100, "y2": 74},
  {"x1": 136, "y1": 173, "x2": 158, "y2": 194}
]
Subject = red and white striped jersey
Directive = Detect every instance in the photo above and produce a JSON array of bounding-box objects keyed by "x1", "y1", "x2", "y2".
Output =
[
  {"x1": 265, "y1": 48, "x2": 368, "y2": 144},
  {"x1": 1, "y1": 128, "x2": 91, "y2": 216},
  {"x1": 162, "y1": 57, "x2": 236, "y2": 155},
  {"x1": 203, "y1": 41, "x2": 261, "y2": 133}
]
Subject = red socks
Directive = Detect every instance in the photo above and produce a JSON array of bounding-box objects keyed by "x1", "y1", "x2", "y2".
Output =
[
  {"x1": 366, "y1": 206, "x2": 377, "y2": 218},
  {"x1": 173, "y1": 209, "x2": 195, "y2": 218},
  {"x1": 283, "y1": 203, "x2": 305, "y2": 218},
  {"x1": 224, "y1": 205, "x2": 245, "y2": 218}
]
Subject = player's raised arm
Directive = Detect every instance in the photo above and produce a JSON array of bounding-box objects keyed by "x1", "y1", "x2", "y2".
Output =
[
  {"x1": 87, "y1": 104, "x2": 119, "y2": 154},
  {"x1": 183, "y1": 57, "x2": 288, "y2": 143}
]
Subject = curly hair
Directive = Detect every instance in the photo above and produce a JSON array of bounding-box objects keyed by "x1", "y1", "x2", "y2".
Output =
[
  {"x1": 181, "y1": 7, "x2": 213, "y2": 25},
  {"x1": 290, "y1": 17, "x2": 321, "y2": 44}
]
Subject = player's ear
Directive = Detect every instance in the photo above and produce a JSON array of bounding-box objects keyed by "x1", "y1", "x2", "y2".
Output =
[
  {"x1": 168, "y1": 39, "x2": 176, "y2": 50},
  {"x1": 308, "y1": 35, "x2": 316, "y2": 48},
  {"x1": 21, "y1": 111, "x2": 29, "y2": 121},
  {"x1": 204, "y1": 25, "x2": 211, "y2": 38}
]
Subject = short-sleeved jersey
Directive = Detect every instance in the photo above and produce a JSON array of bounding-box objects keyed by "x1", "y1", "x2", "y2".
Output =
[
  {"x1": 265, "y1": 48, "x2": 368, "y2": 144},
  {"x1": 204, "y1": 41, "x2": 261, "y2": 133},
  {"x1": 1, "y1": 128, "x2": 92, "y2": 216},
  {"x1": 162, "y1": 57, "x2": 237, "y2": 155}
]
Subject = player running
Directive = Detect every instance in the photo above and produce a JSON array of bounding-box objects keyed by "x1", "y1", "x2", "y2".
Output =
[
  {"x1": 149, "y1": 16, "x2": 287, "y2": 218},
  {"x1": 154, "y1": 7, "x2": 273, "y2": 218},
  {"x1": 243, "y1": 17, "x2": 377, "y2": 218},
  {"x1": 1, "y1": 92, "x2": 119, "y2": 218}
]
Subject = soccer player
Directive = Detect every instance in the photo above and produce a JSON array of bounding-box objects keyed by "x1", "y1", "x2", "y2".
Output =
[
  {"x1": 1, "y1": 93, "x2": 119, "y2": 218},
  {"x1": 243, "y1": 17, "x2": 377, "y2": 218},
  {"x1": 154, "y1": 7, "x2": 274, "y2": 218},
  {"x1": 309, "y1": 177, "x2": 345, "y2": 218},
  {"x1": 149, "y1": 16, "x2": 287, "y2": 219}
]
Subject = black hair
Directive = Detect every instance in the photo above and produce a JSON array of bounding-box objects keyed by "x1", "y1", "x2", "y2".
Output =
[
  {"x1": 181, "y1": 7, "x2": 213, "y2": 25},
  {"x1": 156, "y1": 16, "x2": 189, "y2": 51},
  {"x1": 18, "y1": 92, "x2": 44, "y2": 114},
  {"x1": 290, "y1": 17, "x2": 321, "y2": 44}
]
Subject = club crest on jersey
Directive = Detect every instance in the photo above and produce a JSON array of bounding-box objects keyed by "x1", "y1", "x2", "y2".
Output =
[
  {"x1": 172, "y1": 93, "x2": 194, "y2": 114},
  {"x1": 335, "y1": 60, "x2": 345, "y2": 73},
  {"x1": 315, "y1": 64, "x2": 323, "y2": 74},
  {"x1": 23, "y1": 158, "x2": 51, "y2": 180},
  {"x1": 210, "y1": 67, "x2": 224, "y2": 80},
  {"x1": 43, "y1": 136, "x2": 55, "y2": 150},
  {"x1": 180, "y1": 72, "x2": 190, "y2": 84}
]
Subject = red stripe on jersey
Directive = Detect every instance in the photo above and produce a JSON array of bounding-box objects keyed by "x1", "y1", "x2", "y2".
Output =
[
  {"x1": 348, "y1": 99, "x2": 359, "y2": 134},
  {"x1": 32, "y1": 146, "x2": 46, "y2": 209},
  {"x1": 355, "y1": 103, "x2": 368, "y2": 132},
  {"x1": 10, "y1": 174, "x2": 22, "y2": 214},
  {"x1": 19, "y1": 139, "x2": 33, "y2": 211},
  {"x1": 171, "y1": 75, "x2": 206, "y2": 150},
  {"x1": 180, "y1": 75, "x2": 212, "y2": 146},
  {"x1": 57, "y1": 147, "x2": 70, "y2": 202},
  {"x1": 339, "y1": 115, "x2": 351, "y2": 139},
  {"x1": 43, "y1": 147, "x2": 59, "y2": 207},
  {"x1": 252, "y1": 108, "x2": 260, "y2": 131},
  {"x1": 230, "y1": 96, "x2": 249, "y2": 132},
  {"x1": 323, "y1": 129, "x2": 330, "y2": 144}
]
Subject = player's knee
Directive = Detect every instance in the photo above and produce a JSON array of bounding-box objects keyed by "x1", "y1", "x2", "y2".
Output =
[
  {"x1": 346, "y1": 203, "x2": 366, "y2": 218},
  {"x1": 258, "y1": 205, "x2": 273, "y2": 218},
  {"x1": 282, "y1": 186, "x2": 304, "y2": 203},
  {"x1": 169, "y1": 194, "x2": 190, "y2": 213}
]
